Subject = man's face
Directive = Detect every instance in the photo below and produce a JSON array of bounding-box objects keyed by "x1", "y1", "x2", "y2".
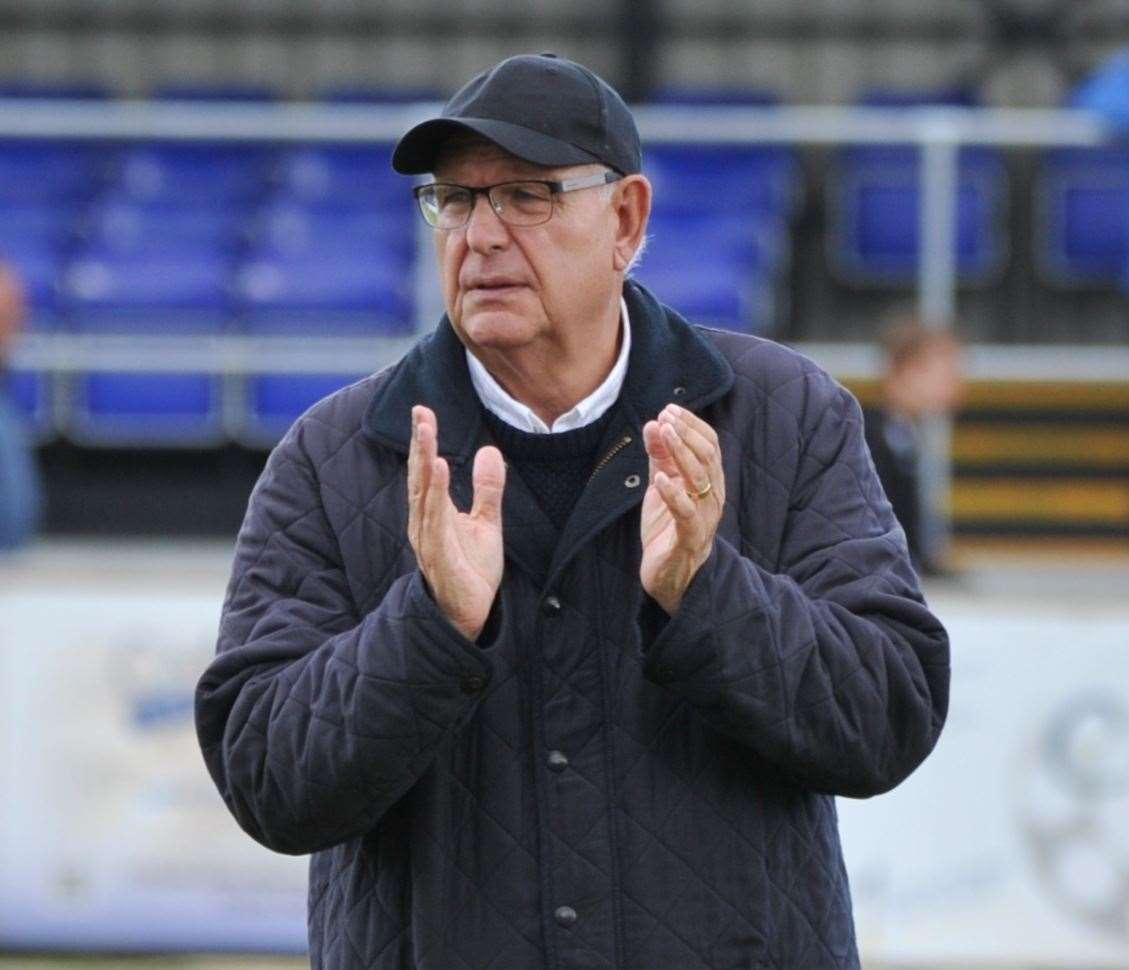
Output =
[
  {"x1": 430, "y1": 141, "x2": 621, "y2": 358},
  {"x1": 913, "y1": 344, "x2": 964, "y2": 413}
]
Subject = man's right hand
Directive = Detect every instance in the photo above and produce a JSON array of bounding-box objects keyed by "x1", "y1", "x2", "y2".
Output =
[{"x1": 407, "y1": 404, "x2": 506, "y2": 641}]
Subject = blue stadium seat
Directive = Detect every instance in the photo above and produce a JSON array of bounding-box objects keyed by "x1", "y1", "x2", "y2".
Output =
[
  {"x1": 68, "y1": 372, "x2": 224, "y2": 445},
  {"x1": 0, "y1": 204, "x2": 76, "y2": 253},
  {"x1": 645, "y1": 211, "x2": 787, "y2": 272},
  {"x1": 233, "y1": 244, "x2": 414, "y2": 442},
  {"x1": 635, "y1": 206, "x2": 786, "y2": 334},
  {"x1": 1035, "y1": 147, "x2": 1129, "y2": 285},
  {"x1": 64, "y1": 253, "x2": 232, "y2": 316},
  {"x1": 236, "y1": 371, "x2": 369, "y2": 445},
  {"x1": 273, "y1": 145, "x2": 408, "y2": 210},
  {"x1": 250, "y1": 202, "x2": 414, "y2": 263},
  {"x1": 238, "y1": 139, "x2": 415, "y2": 444},
  {"x1": 645, "y1": 145, "x2": 799, "y2": 219},
  {"x1": 80, "y1": 198, "x2": 248, "y2": 258},
  {"x1": 829, "y1": 154, "x2": 1007, "y2": 284},
  {"x1": 0, "y1": 141, "x2": 108, "y2": 203},
  {"x1": 640, "y1": 127, "x2": 799, "y2": 336},
  {"x1": 828, "y1": 91, "x2": 1008, "y2": 285},
  {"x1": 0, "y1": 245, "x2": 63, "y2": 316},
  {"x1": 645, "y1": 91, "x2": 800, "y2": 215},
  {"x1": 235, "y1": 253, "x2": 413, "y2": 332},
  {"x1": 632, "y1": 259, "x2": 775, "y2": 333},
  {"x1": 60, "y1": 253, "x2": 231, "y2": 445},
  {"x1": 634, "y1": 213, "x2": 780, "y2": 333},
  {"x1": 113, "y1": 143, "x2": 273, "y2": 206}
]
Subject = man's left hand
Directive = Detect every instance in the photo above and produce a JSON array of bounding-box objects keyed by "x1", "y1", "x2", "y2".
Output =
[{"x1": 640, "y1": 404, "x2": 725, "y2": 615}]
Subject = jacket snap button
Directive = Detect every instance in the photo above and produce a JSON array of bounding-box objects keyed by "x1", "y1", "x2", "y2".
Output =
[
  {"x1": 547, "y1": 749, "x2": 569, "y2": 772},
  {"x1": 673, "y1": 385, "x2": 686, "y2": 396},
  {"x1": 542, "y1": 595, "x2": 562, "y2": 616},
  {"x1": 624, "y1": 474, "x2": 641, "y2": 488},
  {"x1": 554, "y1": 905, "x2": 577, "y2": 927},
  {"x1": 460, "y1": 672, "x2": 486, "y2": 694}
]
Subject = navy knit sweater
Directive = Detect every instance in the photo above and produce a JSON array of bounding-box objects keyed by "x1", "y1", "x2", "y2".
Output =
[{"x1": 481, "y1": 406, "x2": 616, "y2": 530}]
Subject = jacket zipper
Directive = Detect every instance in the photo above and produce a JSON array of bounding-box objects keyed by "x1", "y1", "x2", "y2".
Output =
[{"x1": 587, "y1": 434, "x2": 633, "y2": 485}]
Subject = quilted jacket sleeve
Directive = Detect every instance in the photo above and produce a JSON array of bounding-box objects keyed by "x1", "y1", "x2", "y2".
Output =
[
  {"x1": 195, "y1": 430, "x2": 494, "y2": 855},
  {"x1": 641, "y1": 368, "x2": 950, "y2": 798}
]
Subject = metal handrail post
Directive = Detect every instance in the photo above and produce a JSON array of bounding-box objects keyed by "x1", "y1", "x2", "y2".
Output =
[{"x1": 917, "y1": 127, "x2": 961, "y2": 570}]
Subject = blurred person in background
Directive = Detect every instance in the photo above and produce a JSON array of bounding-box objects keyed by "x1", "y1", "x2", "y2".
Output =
[
  {"x1": 0, "y1": 262, "x2": 41, "y2": 551},
  {"x1": 197, "y1": 54, "x2": 950, "y2": 970},
  {"x1": 864, "y1": 318, "x2": 965, "y2": 577}
]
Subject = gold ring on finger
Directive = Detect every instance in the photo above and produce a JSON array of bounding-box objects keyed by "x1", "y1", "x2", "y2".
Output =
[{"x1": 687, "y1": 481, "x2": 712, "y2": 500}]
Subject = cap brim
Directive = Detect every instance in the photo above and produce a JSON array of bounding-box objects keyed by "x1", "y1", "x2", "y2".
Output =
[{"x1": 392, "y1": 117, "x2": 602, "y2": 174}]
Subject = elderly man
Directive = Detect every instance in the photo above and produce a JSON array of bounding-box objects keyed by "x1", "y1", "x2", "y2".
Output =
[{"x1": 196, "y1": 54, "x2": 949, "y2": 970}]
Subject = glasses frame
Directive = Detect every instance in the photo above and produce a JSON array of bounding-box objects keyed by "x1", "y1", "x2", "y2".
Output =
[{"x1": 413, "y1": 170, "x2": 623, "y2": 229}]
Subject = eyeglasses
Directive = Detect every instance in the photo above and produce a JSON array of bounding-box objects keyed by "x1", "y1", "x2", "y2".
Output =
[{"x1": 413, "y1": 170, "x2": 622, "y2": 229}]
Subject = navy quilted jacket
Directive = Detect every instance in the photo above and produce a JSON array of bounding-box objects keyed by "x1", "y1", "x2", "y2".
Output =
[{"x1": 196, "y1": 281, "x2": 949, "y2": 970}]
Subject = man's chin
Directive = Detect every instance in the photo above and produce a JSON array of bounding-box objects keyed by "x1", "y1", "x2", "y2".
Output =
[{"x1": 457, "y1": 310, "x2": 541, "y2": 350}]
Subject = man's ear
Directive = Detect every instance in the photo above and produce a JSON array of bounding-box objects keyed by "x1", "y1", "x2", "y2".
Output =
[{"x1": 612, "y1": 175, "x2": 652, "y2": 273}]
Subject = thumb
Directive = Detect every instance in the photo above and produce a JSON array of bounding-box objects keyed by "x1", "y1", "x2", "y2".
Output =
[{"x1": 470, "y1": 445, "x2": 506, "y2": 523}]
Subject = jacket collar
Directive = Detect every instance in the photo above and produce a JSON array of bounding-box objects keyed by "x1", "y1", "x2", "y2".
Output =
[{"x1": 362, "y1": 279, "x2": 735, "y2": 460}]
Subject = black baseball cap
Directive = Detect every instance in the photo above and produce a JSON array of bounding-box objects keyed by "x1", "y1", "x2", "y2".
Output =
[{"x1": 391, "y1": 53, "x2": 641, "y2": 176}]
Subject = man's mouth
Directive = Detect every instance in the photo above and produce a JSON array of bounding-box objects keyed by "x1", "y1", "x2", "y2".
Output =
[{"x1": 467, "y1": 279, "x2": 526, "y2": 296}]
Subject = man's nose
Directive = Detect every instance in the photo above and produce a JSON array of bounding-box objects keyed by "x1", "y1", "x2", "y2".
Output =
[{"x1": 464, "y1": 192, "x2": 510, "y2": 251}]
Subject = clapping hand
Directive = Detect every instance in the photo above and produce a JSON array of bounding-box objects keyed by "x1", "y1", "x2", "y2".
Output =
[
  {"x1": 640, "y1": 404, "x2": 725, "y2": 615},
  {"x1": 407, "y1": 405, "x2": 506, "y2": 640}
]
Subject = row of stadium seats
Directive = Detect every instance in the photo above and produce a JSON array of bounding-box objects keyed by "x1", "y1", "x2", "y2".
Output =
[
  {"x1": 0, "y1": 141, "x2": 801, "y2": 319},
  {"x1": 830, "y1": 90, "x2": 1129, "y2": 287},
  {"x1": 0, "y1": 143, "x2": 417, "y2": 334},
  {"x1": 7, "y1": 134, "x2": 1129, "y2": 446},
  {"x1": 0, "y1": 138, "x2": 799, "y2": 445},
  {"x1": 9, "y1": 370, "x2": 371, "y2": 448},
  {"x1": 4, "y1": 136, "x2": 1124, "y2": 309},
  {"x1": 3, "y1": 84, "x2": 1128, "y2": 447}
]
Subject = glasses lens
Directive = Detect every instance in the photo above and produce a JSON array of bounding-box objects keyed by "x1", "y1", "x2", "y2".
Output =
[
  {"x1": 491, "y1": 182, "x2": 553, "y2": 226},
  {"x1": 418, "y1": 184, "x2": 472, "y2": 228}
]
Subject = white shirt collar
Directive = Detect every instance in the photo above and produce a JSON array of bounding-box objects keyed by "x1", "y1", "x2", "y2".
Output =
[{"x1": 466, "y1": 297, "x2": 632, "y2": 434}]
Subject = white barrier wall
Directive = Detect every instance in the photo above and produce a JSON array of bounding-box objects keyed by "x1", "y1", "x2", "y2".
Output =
[
  {"x1": 0, "y1": 543, "x2": 308, "y2": 951},
  {"x1": 839, "y1": 591, "x2": 1129, "y2": 966},
  {"x1": 1, "y1": 542, "x2": 1127, "y2": 965}
]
